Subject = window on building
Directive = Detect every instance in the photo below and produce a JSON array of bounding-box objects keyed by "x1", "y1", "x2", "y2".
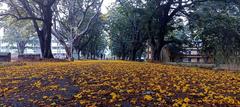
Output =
[
  {"x1": 180, "y1": 58, "x2": 183, "y2": 62},
  {"x1": 197, "y1": 58, "x2": 200, "y2": 62}
]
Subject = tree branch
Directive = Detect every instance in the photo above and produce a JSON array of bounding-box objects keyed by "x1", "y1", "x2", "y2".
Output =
[{"x1": 76, "y1": 0, "x2": 104, "y2": 39}]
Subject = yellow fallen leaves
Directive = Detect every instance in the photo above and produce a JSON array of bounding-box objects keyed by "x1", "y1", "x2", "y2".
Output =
[
  {"x1": 183, "y1": 97, "x2": 190, "y2": 103},
  {"x1": 109, "y1": 92, "x2": 118, "y2": 103},
  {"x1": 33, "y1": 80, "x2": 41, "y2": 88},
  {"x1": 126, "y1": 89, "x2": 134, "y2": 93},
  {"x1": 50, "y1": 102, "x2": 57, "y2": 106},
  {"x1": 74, "y1": 93, "x2": 82, "y2": 99},
  {"x1": 0, "y1": 60, "x2": 239, "y2": 106},
  {"x1": 2, "y1": 88, "x2": 9, "y2": 92},
  {"x1": 18, "y1": 98, "x2": 24, "y2": 101},
  {"x1": 42, "y1": 96, "x2": 48, "y2": 99},
  {"x1": 144, "y1": 95, "x2": 153, "y2": 101},
  {"x1": 59, "y1": 88, "x2": 67, "y2": 91},
  {"x1": 110, "y1": 92, "x2": 117, "y2": 100},
  {"x1": 173, "y1": 98, "x2": 190, "y2": 107}
]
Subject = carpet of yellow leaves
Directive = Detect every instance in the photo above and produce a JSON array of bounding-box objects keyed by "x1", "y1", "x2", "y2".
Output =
[{"x1": 0, "y1": 61, "x2": 239, "y2": 106}]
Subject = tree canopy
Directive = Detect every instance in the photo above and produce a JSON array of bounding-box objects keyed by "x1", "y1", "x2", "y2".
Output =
[{"x1": 0, "y1": 0, "x2": 239, "y2": 64}]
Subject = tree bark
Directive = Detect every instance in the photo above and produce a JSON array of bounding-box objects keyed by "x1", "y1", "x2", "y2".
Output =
[
  {"x1": 130, "y1": 48, "x2": 138, "y2": 61},
  {"x1": 65, "y1": 46, "x2": 72, "y2": 60},
  {"x1": 17, "y1": 42, "x2": 26, "y2": 55},
  {"x1": 36, "y1": 5, "x2": 54, "y2": 59},
  {"x1": 76, "y1": 49, "x2": 81, "y2": 60},
  {"x1": 17, "y1": 0, "x2": 55, "y2": 59}
]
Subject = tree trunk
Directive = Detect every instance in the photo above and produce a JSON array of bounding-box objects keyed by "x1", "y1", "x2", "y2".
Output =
[
  {"x1": 131, "y1": 48, "x2": 137, "y2": 61},
  {"x1": 39, "y1": 6, "x2": 54, "y2": 59},
  {"x1": 152, "y1": 42, "x2": 165, "y2": 61},
  {"x1": 68, "y1": 41, "x2": 74, "y2": 61},
  {"x1": 87, "y1": 53, "x2": 89, "y2": 59},
  {"x1": 121, "y1": 45, "x2": 126, "y2": 60},
  {"x1": 93, "y1": 53, "x2": 96, "y2": 59},
  {"x1": 91, "y1": 53, "x2": 93, "y2": 59},
  {"x1": 17, "y1": 42, "x2": 26, "y2": 55},
  {"x1": 19, "y1": 49, "x2": 25, "y2": 55},
  {"x1": 138, "y1": 48, "x2": 143, "y2": 60},
  {"x1": 122, "y1": 54, "x2": 126, "y2": 60},
  {"x1": 77, "y1": 49, "x2": 81, "y2": 60},
  {"x1": 151, "y1": 24, "x2": 167, "y2": 61},
  {"x1": 152, "y1": 47, "x2": 160, "y2": 61},
  {"x1": 65, "y1": 46, "x2": 72, "y2": 60}
]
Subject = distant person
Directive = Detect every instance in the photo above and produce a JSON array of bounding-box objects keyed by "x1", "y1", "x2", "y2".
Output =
[{"x1": 101, "y1": 54, "x2": 103, "y2": 60}]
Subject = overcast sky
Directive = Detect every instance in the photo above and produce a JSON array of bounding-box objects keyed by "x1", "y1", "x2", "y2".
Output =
[
  {"x1": 0, "y1": 3, "x2": 7, "y2": 37},
  {"x1": 0, "y1": 0, "x2": 116, "y2": 37},
  {"x1": 102, "y1": 0, "x2": 115, "y2": 14}
]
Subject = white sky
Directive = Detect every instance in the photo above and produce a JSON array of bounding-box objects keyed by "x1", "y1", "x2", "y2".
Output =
[
  {"x1": 102, "y1": 0, "x2": 115, "y2": 14},
  {"x1": 0, "y1": 3, "x2": 7, "y2": 37},
  {"x1": 0, "y1": 29, "x2": 3, "y2": 38}
]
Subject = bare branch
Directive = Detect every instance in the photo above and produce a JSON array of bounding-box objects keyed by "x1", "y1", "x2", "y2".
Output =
[
  {"x1": 77, "y1": 1, "x2": 96, "y2": 29},
  {"x1": 76, "y1": 0, "x2": 104, "y2": 39},
  {"x1": 0, "y1": 13, "x2": 43, "y2": 21}
]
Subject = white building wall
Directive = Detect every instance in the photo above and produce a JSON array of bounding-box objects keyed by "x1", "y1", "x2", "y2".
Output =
[{"x1": 0, "y1": 36, "x2": 66, "y2": 59}]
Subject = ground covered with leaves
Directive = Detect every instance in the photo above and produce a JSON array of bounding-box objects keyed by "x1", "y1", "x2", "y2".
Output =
[{"x1": 0, "y1": 61, "x2": 240, "y2": 106}]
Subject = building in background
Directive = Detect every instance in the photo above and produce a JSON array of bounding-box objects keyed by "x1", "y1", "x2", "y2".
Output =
[
  {"x1": 146, "y1": 41, "x2": 213, "y2": 63},
  {"x1": 179, "y1": 47, "x2": 213, "y2": 63},
  {"x1": 0, "y1": 35, "x2": 67, "y2": 59}
]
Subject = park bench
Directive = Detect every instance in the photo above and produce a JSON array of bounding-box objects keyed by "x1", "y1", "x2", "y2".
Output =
[
  {"x1": 0, "y1": 52, "x2": 11, "y2": 62},
  {"x1": 18, "y1": 54, "x2": 41, "y2": 61}
]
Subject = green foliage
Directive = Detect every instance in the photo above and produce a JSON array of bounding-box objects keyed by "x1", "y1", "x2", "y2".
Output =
[
  {"x1": 108, "y1": 0, "x2": 193, "y2": 61},
  {"x1": 108, "y1": 5, "x2": 131, "y2": 59},
  {"x1": 108, "y1": 1, "x2": 149, "y2": 60},
  {"x1": 80, "y1": 14, "x2": 108, "y2": 58},
  {"x1": 189, "y1": 0, "x2": 240, "y2": 65},
  {"x1": 0, "y1": 17, "x2": 37, "y2": 54}
]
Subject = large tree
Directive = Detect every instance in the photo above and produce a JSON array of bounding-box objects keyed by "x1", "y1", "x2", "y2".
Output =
[
  {"x1": 145, "y1": 0, "x2": 203, "y2": 61},
  {"x1": 108, "y1": 5, "x2": 132, "y2": 60},
  {"x1": 109, "y1": 1, "x2": 148, "y2": 60},
  {"x1": 81, "y1": 30, "x2": 107, "y2": 59},
  {"x1": 74, "y1": 14, "x2": 106, "y2": 60},
  {"x1": 0, "y1": 0, "x2": 57, "y2": 58},
  {"x1": 109, "y1": 0, "x2": 196, "y2": 61},
  {"x1": 52, "y1": 0, "x2": 103, "y2": 60},
  {"x1": 189, "y1": 0, "x2": 240, "y2": 65}
]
